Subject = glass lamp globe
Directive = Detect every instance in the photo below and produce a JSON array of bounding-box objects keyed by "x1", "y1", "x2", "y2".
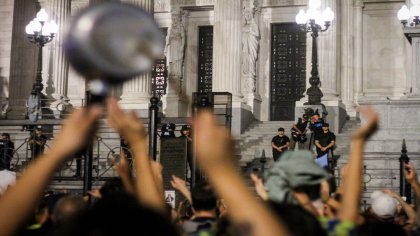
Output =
[
  {"x1": 36, "y1": 8, "x2": 48, "y2": 22},
  {"x1": 398, "y1": 5, "x2": 411, "y2": 21},
  {"x1": 296, "y1": 10, "x2": 308, "y2": 24}
]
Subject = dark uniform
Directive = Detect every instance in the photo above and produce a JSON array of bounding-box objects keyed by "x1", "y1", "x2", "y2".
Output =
[
  {"x1": 0, "y1": 135, "x2": 14, "y2": 170},
  {"x1": 271, "y1": 135, "x2": 290, "y2": 162}
]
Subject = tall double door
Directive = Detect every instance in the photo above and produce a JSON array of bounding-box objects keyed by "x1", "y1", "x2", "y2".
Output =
[{"x1": 270, "y1": 23, "x2": 306, "y2": 121}]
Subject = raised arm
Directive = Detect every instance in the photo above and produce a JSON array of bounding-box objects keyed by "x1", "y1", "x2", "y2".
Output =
[
  {"x1": 0, "y1": 106, "x2": 102, "y2": 236},
  {"x1": 106, "y1": 97, "x2": 165, "y2": 213},
  {"x1": 171, "y1": 175, "x2": 192, "y2": 203},
  {"x1": 250, "y1": 173, "x2": 268, "y2": 201},
  {"x1": 338, "y1": 106, "x2": 379, "y2": 222},
  {"x1": 383, "y1": 188, "x2": 416, "y2": 225},
  {"x1": 194, "y1": 111, "x2": 289, "y2": 236},
  {"x1": 112, "y1": 151, "x2": 135, "y2": 195},
  {"x1": 405, "y1": 162, "x2": 420, "y2": 226}
]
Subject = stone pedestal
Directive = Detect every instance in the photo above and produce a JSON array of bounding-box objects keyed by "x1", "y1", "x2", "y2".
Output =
[
  {"x1": 242, "y1": 75, "x2": 262, "y2": 120},
  {"x1": 231, "y1": 102, "x2": 255, "y2": 136},
  {"x1": 295, "y1": 100, "x2": 347, "y2": 134},
  {"x1": 162, "y1": 76, "x2": 188, "y2": 116}
]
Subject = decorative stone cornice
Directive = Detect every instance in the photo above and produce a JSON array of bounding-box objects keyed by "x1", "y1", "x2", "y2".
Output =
[
  {"x1": 259, "y1": 0, "x2": 307, "y2": 7},
  {"x1": 155, "y1": 0, "x2": 215, "y2": 11}
]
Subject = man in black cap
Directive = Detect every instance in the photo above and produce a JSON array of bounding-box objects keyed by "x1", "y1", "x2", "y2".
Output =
[
  {"x1": 180, "y1": 125, "x2": 200, "y2": 183},
  {"x1": 271, "y1": 128, "x2": 290, "y2": 162},
  {"x1": 161, "y1": 123, "x2": 176, "y2": 138},
  {"x1": 29, "y1": 127, "x2": 47, "y2": 159},
  {"x1": 180, "y1": 125, "x2": 193, "y2": 171},
  {"x1": 314, "y1": 123, "x2": 335, "y2": 158}
]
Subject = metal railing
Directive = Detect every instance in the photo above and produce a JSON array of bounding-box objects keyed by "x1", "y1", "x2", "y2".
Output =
[
  {"x1": 1, "y1": 122, "x2": 193, "y2": 181},
  {"x1": 0, "y1": 97, "x2": 86, "y2": 120}
]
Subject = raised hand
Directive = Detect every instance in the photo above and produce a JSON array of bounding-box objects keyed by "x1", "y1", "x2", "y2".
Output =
[
  {"x1": 106, "y1": 97, "x2": 164, "y2": 212},
  {"x1": 352, "y1": 106, "x2": 379, "y2": 140},
  {"x1": 170, "y1": 175, "x2": 191, "y2": 203},
  {"x1": 170, "y1": 175, "x2": 187, "y2": 192},
  {"x1": 193, "y1": 111, "x2": 289, "y2": 236},
  {"x1": 106, "y1": 97, "x2": 147, "y2": 145},
  {"x1": 112, "y1": 151, "x2": 130, "y2": 177},
  {"x1": 194, "y1": 111, "x2": 234, "y2": 166},
  {"x1": 53, "y1": 106, "x2": 102, "y2": 157},
  {"x1": 250, "y1": 173, "x2": 268, "y2": 200},
  {"x1": 405, "y1": 162, "x2": 418, "y2": 185}
]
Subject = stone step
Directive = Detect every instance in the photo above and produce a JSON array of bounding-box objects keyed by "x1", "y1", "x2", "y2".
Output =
[{"x1": 236, "y1": 118, "x2": 360, "y2": 165}]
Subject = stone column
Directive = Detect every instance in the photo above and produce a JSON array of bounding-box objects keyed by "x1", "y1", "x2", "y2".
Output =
[
  {"x1": 213, "y1": 0, "x2": 255, "y2": 136},
  {"x1": 354, "y1": 0, "x2": 364, "y2": 103},
  {"x1": 119, "y1": 0, "x2": 154, "y2": 113},
  {"x1": 48, "y1": 0, "x2": 71, "y2": 106},
  {"x1": 212, "y1": 0, "x2": 243, "y2": 100},
  {"x1": 340, "y1": 0, "x2": 356, "y2": 116},
  {"x1": 8, "y1": 0, "x2": 38, "y2": 118},
  {"x1": 318, "y1": 0, "x2": 340, "y2": 100}
]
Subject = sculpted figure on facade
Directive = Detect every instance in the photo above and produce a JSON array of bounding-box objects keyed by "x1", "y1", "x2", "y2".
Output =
[
  {"x1": 154, "y1": 0, "x2": 168, "y2": 11},
  {"x1": 164, "y1": 11, "x2": 186, "y2": 79},
  {"x1": 242, "y1": 6, "x2": 260, "y2": 92}
]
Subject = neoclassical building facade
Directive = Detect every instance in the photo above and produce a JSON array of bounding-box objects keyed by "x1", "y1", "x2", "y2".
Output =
[{"x1": 0, "y1": 0, "x2": 419, "y2": 153}]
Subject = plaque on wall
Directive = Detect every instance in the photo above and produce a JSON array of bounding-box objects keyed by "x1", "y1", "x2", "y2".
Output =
[{"x1": 160, "y1": 137, "x2": 188, "y2": 207}]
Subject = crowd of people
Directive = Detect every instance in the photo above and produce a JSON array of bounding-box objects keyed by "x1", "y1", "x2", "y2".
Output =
[{"x1": 0, "y1": 98, "x2": 418, "y2": 236}]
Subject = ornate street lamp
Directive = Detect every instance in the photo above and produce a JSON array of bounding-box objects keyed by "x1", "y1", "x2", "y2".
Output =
[
  {"x1": 398, "y1": 0, "x2": 420, "y2": 27},
  {"x1": 25, "y1": 9, "x2": 58, "y2": 119},
  {"x1": 295, "y1": 0, "x2": 334, "y2": 105}
]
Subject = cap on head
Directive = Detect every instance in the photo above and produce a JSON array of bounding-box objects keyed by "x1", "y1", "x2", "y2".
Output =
[
  {"x1": 370, "y1": 191, "x2": 397, "y2": 219},
  {"x1": 181, "y1": 125, "x2": 190, "y2": 132}
]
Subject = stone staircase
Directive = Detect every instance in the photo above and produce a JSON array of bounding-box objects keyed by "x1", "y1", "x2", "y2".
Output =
[
  {"x1": 234, "y1": 121, "x2": 294, "y2": 164},
  {"x1": 235, "y1": 119, "x2": 361, "y2": 164}
]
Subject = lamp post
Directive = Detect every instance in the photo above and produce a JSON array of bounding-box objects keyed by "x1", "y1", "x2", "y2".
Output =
[
  {"x1": 295, "y1": 0, "x2": 334, "y2": 105},
  {"x1": 25, "y1": 9, "x2": 58, "y2": 119},
  {"x1": 398, "y1": 0, "x2": 420, "y2": 27}
]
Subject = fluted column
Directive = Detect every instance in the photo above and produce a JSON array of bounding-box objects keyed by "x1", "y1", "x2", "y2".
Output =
[
  {"x1": 318, "y1": 0, "x2": 340, "y2": 101},
  {"x1": 212, "y1": 0, "x2": 243, "y2": 100},
  {"x1": 354, "y1": 0, "x2": 364, "y2": 102},
  {"x1": 340, "y1": 0, "x2": 355, "y2": 114},
  {"x1": 119, "y1": 0, "x2": 153, "y2": 109},
  {"x1": 48, "y1": 0, "x2": 71, "y2": 102}
]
